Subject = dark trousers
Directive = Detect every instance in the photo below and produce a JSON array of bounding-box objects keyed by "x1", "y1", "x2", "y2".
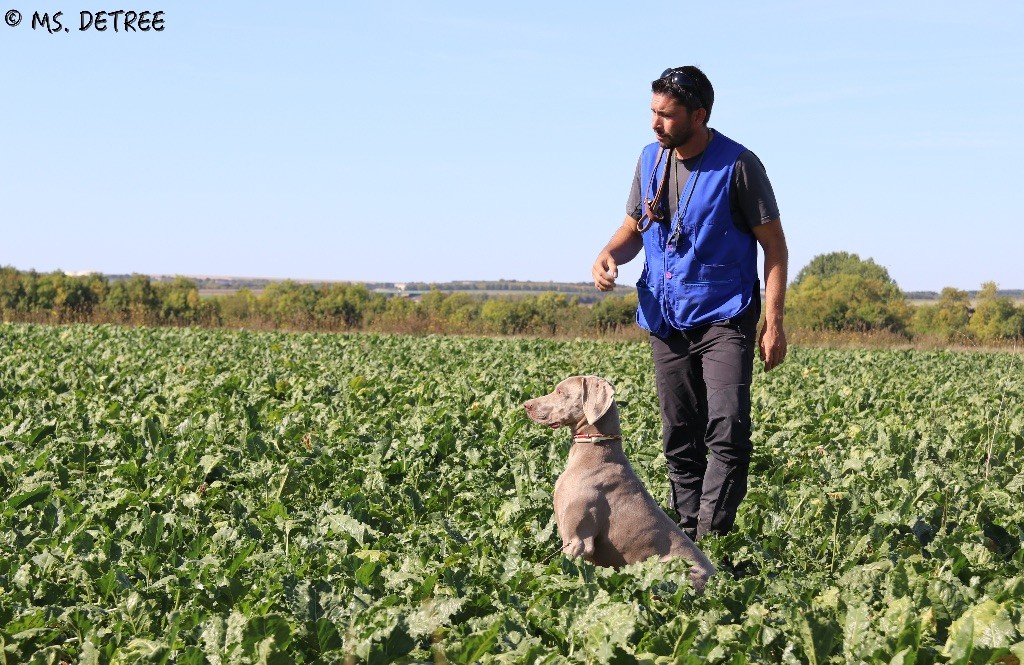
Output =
[{"x1": 650, "y1": 297, "x2": 759, "y2": 541}]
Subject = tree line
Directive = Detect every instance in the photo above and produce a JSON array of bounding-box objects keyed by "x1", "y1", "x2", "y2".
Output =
[
  {"x1": 786, "y1": 252, "x2": 1024, "y2": 343},
  {"x1": 1, "y1": 254, "x2": 1022, "y2": 343},
  {"x1": 0, "y1": 266, "x2": 636, "y2": 336}
]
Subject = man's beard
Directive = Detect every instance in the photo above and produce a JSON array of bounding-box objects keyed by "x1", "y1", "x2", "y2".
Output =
[{"x1": 656, "y1": 124, "x2": 695, "y2": 149}]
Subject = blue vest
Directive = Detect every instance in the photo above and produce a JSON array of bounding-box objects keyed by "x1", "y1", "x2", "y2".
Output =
[{"x1": 635, "y1": 131, "x2": 758, "y2": 337}]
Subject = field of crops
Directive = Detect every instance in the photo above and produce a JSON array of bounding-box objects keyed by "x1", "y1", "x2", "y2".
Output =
[{"x1": 1, "y1": 323, "x2": 1023, "y2": 663}]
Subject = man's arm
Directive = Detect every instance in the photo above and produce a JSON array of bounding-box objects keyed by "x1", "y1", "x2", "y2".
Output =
[
  {"x1": 592, "y1": 216, "x2": 645, "y2": 291},
  {"x1": 752, "y1": 219, "x2": 788, "y2": 371}
]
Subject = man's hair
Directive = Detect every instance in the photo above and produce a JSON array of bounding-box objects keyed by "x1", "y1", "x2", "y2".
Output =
[{"x1": 651, "y1": 66, "x2": 714, "y2": 124}]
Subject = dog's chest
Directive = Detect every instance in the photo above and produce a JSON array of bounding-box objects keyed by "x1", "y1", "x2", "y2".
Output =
[{"x1": 552, "y1": 459, "x2": 629, "y2": 512}]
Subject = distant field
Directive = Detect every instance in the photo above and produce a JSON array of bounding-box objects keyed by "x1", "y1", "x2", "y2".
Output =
[
  {"x1": 187, "y1": 277, "x2": 1023, "y2": 305},
  {"x1": 196, "y1": 280, "x2": 639, "y2": 303},
  {"x1": 905, "y1": 290, "x2": 1024, "y2": 306},
  {"x1": 2, "y1": 324, "x2": 1023, "y2": 661},
  {"x1": 907, "y1": 298, "x2": 1024, "y2": 307}
]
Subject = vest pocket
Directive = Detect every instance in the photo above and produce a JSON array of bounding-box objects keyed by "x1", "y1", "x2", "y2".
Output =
[
  {"x1": 691, "y1": 263, "x2": 742, "y2": 284},
  {"x1": 665, "y1": 279, "x2": 748, "y2": 328},
  {"x1": 693, "y1": 221, "x2": 750, "y2": 267},
  {"x1": 636, "y1": 278, "x2": 671, "y2": 338}
]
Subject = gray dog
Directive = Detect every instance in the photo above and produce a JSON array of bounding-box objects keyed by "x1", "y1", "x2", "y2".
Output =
[{"x1": 522, "y1": 375, "x2": 716, "y2": 593}]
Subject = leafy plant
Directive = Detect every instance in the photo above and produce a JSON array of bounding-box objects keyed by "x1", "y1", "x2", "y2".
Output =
[{"x1": 1, "y1": 323, "x2": 1022, "y2": 662}]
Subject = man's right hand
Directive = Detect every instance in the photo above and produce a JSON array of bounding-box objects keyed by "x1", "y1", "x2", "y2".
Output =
[
  {"x1": 592, "y1": 253, "x2": 619, "y2": 291},
  {"x1": 591, "y1": 216, "x2": 645, "y2": 292}
]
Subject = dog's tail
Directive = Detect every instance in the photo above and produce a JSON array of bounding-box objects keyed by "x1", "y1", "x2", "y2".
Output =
[{"x1": 688, "y1": 565, "x2": 713, "y2": 595}]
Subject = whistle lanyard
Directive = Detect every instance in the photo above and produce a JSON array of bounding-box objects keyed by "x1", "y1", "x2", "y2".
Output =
[
  {"x1": 667, "y1": 144, "x2": 709, "y2": 250},
  {"x1": 637, "y1": 133, "x2": 713, "y2": 242},
  {"x1": 636, "y1": 147, "x2": 668, "y2": 233}
]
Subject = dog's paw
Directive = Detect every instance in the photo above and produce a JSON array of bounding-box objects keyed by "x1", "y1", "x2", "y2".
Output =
[
  {"x1": 562, "y1": 539, "x2": 585, "y2": 558},
  {"x1": 562, "y1": 537, "x2": 597, "y2": 559}
]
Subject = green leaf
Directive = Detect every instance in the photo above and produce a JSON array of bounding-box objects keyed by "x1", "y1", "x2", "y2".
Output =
[
  {"x1": 555, "y1": 589, "x2": 639, "y2": 662},
  {"x1": 315, "y1": 618, "x2": 343, "y2": 653},
  {"x1": 7, "y1": 484, "x2": 51, "y2": 510},
  {"x1": 111, "y1": 638, "x2": 170, "y2": 662},
  {"x1": 793, "y1": 606, "x2": 841, "y2": 665},
  {"x1": 143, "y1": 417, "x2": 163, "y2": 447},
  {"x1": 27, "y1": 424, "x2": 56, "y2": 445},
  {"x1": 355, "y1": 561, "x2": 377, "y2": 587},
  {"x1": 407, "y1": 596, "x2": 465, "y2": 639},
  {"x1": 888, "y1": 646, "x2": 914, "y2": 665},
  {"x1": 227, "y1": 543, "x2": 256, "y2": 576},
  {"x1": 950, "y1": 600, "x2": 1017, "y2": 649},
  {"x1": 842, "y1": 604, "x2": 871, "y2": 660},
  {"x1": 453, "y1": 619, "x2": 502, "y2": 664},
  {"x1": 241, "y1": 614, "x2": 293, "y2": 659},
  {"x1": 942, "y1": 616, "x2": 974, "y2": 665},
  {"x1": 26, "y1": 646, "x2": 64, "y2": 665}
]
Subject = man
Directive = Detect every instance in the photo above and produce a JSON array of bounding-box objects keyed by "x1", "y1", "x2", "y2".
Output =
[{"x1": 591, "y1": 66, "x2": 788, "y2": 542}]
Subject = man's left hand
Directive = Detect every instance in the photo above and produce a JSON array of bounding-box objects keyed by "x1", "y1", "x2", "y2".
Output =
[{"x1": 758, "y1": 324, "x2": 787, "y2": 371}]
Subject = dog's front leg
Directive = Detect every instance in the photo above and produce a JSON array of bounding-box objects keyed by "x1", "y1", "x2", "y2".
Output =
[{"x1": 557, "y1": 498, "x2": 600, "y2": 563}]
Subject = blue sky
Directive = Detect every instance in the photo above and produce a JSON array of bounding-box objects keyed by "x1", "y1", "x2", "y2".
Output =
[{"x1": 3, "y1": 1, "x2": 1022, "y2": 291}]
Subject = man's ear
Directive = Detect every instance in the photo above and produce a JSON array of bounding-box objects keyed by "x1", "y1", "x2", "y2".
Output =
[{"x1": 581, "y1": 376, "x2": 615, "y2": 425}]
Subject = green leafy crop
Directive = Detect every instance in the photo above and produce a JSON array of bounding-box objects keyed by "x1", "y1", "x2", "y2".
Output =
[{"x1": 0, "y1": 324, "x2": 1022, "y2": 663}]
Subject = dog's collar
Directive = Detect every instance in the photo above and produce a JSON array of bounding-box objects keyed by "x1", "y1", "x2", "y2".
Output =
[{"x1": 572, "y1": 434, "x2": 622, "y2": 444}]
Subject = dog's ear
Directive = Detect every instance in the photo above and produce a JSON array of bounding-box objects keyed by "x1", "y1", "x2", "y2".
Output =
[{"x1": 581, "y1": 376, "x2": 615, "y2": 425}]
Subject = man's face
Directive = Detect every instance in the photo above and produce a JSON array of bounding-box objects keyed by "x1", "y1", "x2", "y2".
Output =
[{"x1": 651, "y1": 93, "x2": 700, "y2": 149}]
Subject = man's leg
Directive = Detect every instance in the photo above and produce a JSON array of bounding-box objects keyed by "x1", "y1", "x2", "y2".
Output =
[
  {"x1": 695, "y1": 300, "x2": 759, "y2": 540},
  {"x1": 650, "y1": 331, "x2": 707, "y2": 540}
]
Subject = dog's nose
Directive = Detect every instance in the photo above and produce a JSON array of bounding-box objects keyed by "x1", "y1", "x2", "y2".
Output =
[{"x1": 522, "y1": 400, "x2": 535, "y2": 412}]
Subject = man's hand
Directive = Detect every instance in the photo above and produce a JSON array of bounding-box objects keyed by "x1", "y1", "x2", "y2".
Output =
[
  {"x1": 758, "y1": 323, "x2": 787, "y2": 371},
  {"x1": 592, "y1": 252, "x2": 619, "y2": 291},
  {"x1": 752, "y1": 219, "x2": 788, "y2": 372},
  {"x1": 591, "y1": 216, "x2": 644, "y2": 292}
]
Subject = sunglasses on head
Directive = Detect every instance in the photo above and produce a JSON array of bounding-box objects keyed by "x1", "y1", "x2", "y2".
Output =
[{"x1": 659, "y1": 68, "x2": 706, "y2": 108}]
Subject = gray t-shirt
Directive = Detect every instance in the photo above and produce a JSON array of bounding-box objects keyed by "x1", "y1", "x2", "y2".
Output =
[{"x1": 627, "y1": 134, "x2": 780, "y2": 233}]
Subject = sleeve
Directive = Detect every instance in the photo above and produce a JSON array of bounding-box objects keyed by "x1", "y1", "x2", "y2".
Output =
[
  {"x1": 730, "y1": 150, "x2": 780, "y2": 232},
  {"x1": 626, "y1": 157, "x2": 643, "y2": 222}
]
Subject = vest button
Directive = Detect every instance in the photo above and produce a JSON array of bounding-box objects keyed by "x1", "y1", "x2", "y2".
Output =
[{"x1": 665, "y1": 271, "x2": 673, "y2": 279}]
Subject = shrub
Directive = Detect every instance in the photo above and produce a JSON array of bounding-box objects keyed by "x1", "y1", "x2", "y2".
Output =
[
  {"x1": 911, "y1": 287, "x2": 972, "y2": 341},
  {"x1": 591, "y1": 293, "x2": 639, "y2": 332},
  {"x1": 969, "y1": 282, "x2": 1024, "y2": 341},
  {"x1": 788, "y1": 253, "x2": 910, "y2": 333}
]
